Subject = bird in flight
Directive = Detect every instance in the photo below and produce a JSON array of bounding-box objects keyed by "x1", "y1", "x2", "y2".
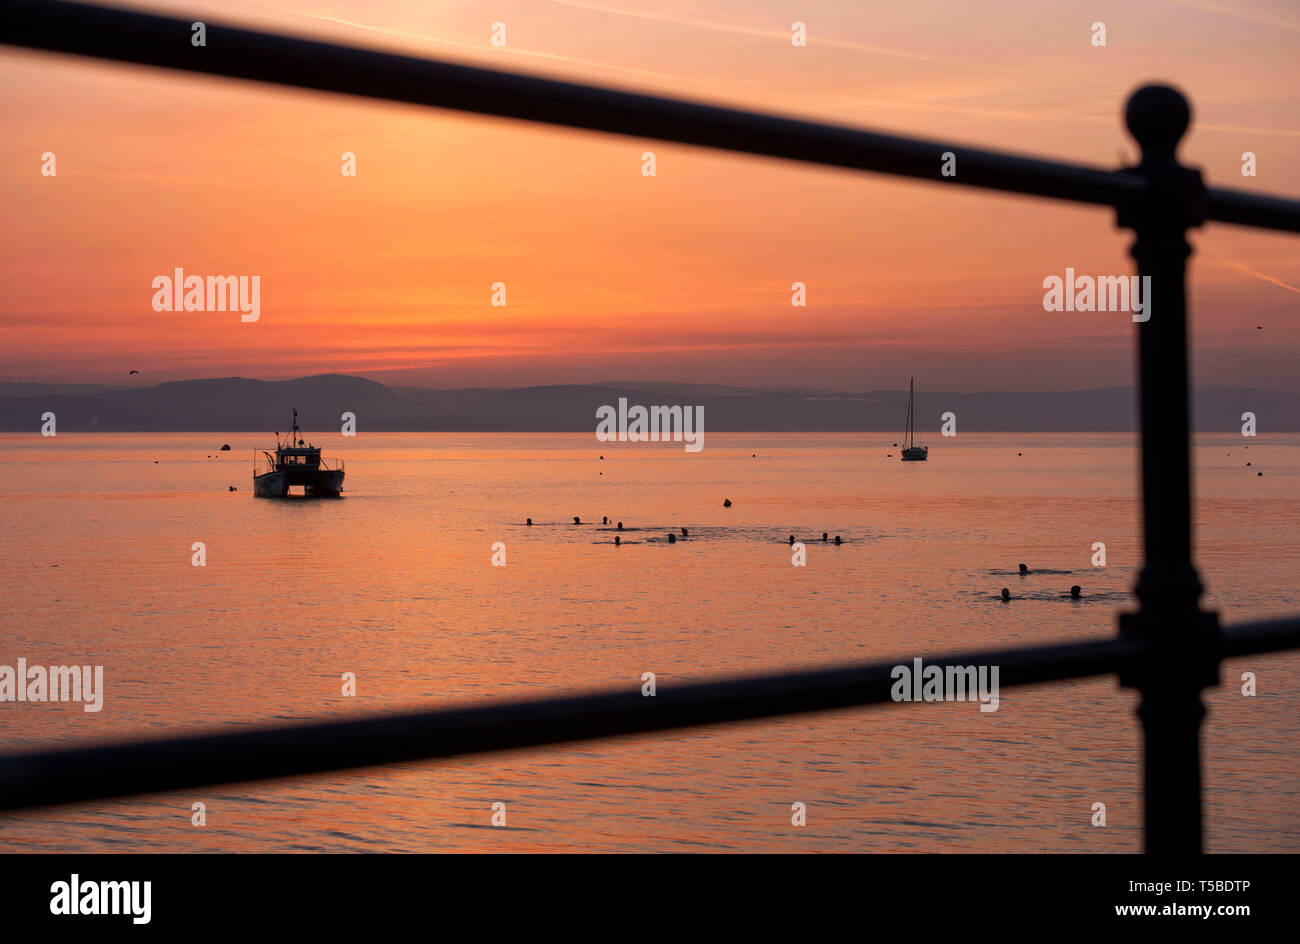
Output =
[{"x1": 129, "y1": 369, "x2": 139, "y2": 375}]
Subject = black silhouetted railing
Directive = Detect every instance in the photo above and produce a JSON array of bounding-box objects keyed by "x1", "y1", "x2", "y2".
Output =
[{"x1": 4, "y1": 0, "x2": 1300, "y2": 854}]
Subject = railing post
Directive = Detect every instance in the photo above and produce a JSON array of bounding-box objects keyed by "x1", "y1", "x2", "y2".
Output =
[{"x1": 1116, "y1": 85, "x2": 1219, "y2": 854}]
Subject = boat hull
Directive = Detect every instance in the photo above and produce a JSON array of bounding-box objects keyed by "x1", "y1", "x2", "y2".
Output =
[
  {"x1": 253, "y1": 471, "x2": 287, "y2": 497},
  {"x1": 253, "y1": 469, "x2": 344, "y2": 497},
  {"x1": 900, "y1": 446, "x2": 928, "y2": 461}
]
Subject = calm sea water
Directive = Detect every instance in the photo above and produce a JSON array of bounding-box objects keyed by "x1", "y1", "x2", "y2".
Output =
[{"x1": 1, "y1": 431, "x2": 1297, "y2": 853}]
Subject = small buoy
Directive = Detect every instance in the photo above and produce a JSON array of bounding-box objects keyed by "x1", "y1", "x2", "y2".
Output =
[
  {"x1": 1018, "y1": 452, "x2": 1023, "y2": 457},
  {"x1": 723, "y1": 499, "x2": 732, "y2": 508},
  {"x1": 1258, "y1": 471, "x2": 1263, "y2": 476},
  {"x1": 1246, "y1": 462, "x2": 1252, "y2": 467},
  {"x1": 668, "y1": 533, "x2": 676, "y2": 543},
  {"x1": 789, "y1": 535, "x2": 795, "y2": 545},
  {"x1": 228, "y1": 485, "x2": 237, "y2": 492},
  {"x1": 574, "y1": 516, "x2": 581, "y2": 525},
  {"x1": 1070, "y1": 585, "x2": 1081, "y2": 599},
  {"x1": 822, "y1": 532, "x2": 828, "y2": 542},
  {"x1": 602, "y1": 516, "x2": 608, "y2": 525},
  {"x1": 614, "y1": 535, "x2": 621, "y2": 546},
  {"x1": 617, "y1": 521, "x2": 624, "y2": 530},
  {"x1": 681, "y1": 527, "x2": 688, "y2": 536},
  {"x1": 220, "y1": 444, "x2": 231, "y2": 451},
  {"x1": 892, "y1": 443, "x2": 898, "y2": 447},
  {"x1": 526, "y1": 518, "x2": 533, "y2": 526},
  {"x1": 1018, "y1": 563, "x2": 1029, "y2": 574},
  {"x1": 600, "y1": 455, "x2": 604, "y2": 460},
  {"x1": 1001, "y1": 588, "x2": 1011, "y2": 601},
  {"x1": 834, "y1": 535, "x2": 842, "y2": 545}
]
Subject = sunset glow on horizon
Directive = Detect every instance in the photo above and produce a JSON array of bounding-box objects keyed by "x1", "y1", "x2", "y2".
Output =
[{"x1": 3, "y1": 0, "x2": 1298, "y2": 391}]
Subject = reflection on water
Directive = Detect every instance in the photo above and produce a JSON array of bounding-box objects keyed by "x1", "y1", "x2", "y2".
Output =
[{"x1": 0, "y1": 432, "x2": 1297, "y2": 852}]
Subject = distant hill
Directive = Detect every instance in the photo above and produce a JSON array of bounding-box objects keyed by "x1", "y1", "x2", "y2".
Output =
[{"x1": 0, "y1": 374, "x2": 1297, "y2": 432}]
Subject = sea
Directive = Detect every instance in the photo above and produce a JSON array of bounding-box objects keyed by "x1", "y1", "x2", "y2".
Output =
[{"x1": 1, "y1": 431, "x2": 1297, "y2": 852}]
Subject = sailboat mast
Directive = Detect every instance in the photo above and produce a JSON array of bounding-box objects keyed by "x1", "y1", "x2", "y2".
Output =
[{"x1": 906, "y1": 377, "x2": 914, "y2": 448}]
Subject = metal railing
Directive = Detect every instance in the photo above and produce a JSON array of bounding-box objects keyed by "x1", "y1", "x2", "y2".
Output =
[{"x1": 4, "y1": 0, "x2": 1300, "y2": 853}]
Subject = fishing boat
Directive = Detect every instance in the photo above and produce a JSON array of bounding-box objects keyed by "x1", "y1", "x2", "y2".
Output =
[
  {"x1": 253, "y1": 409, "x2": 345, "y2": 497},
  {"x1": 900, "y1": 377, "x2": 928, "y2": 461}
]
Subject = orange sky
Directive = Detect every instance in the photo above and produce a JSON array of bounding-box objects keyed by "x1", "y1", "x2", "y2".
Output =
[{"x1": 2, "y1": 0, "x2": 1298, "y2": 391}]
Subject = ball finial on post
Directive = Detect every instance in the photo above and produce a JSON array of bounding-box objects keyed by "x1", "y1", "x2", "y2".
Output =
[{"x1": 1125, "y1": 85, "x2": 1191, "y2": 166}]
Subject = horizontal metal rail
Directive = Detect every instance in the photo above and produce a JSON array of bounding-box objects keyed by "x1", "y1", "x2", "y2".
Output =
[
  {"x1": 0, "y1": 637, "x2": 1141, "y2": 811},
  {"x1": 1220, "y1": 615, "x2": 1300, "y2": 658},
  {"x1": 0, "y1": 621, "x2": 1289, "y2": 813},
  {"x1": 4, "y1": 0, "x2": 1299, "y2": 232}
]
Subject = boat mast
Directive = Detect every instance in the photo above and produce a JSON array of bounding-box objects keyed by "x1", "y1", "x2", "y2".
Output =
[{"x1": 906, "y1": 377, "x2": 914, "y2": 448}]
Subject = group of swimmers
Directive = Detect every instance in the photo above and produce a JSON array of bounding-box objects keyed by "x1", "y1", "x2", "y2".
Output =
[
  {"x1": 523, "y1": 516, "x2": 847, "y2": 549},
  {"x1": 1002, "y1": 563, "x2": 1082, "y2": 600},
  {"x1": 790, "y1": 533, "x2": 843, "y2": 546}
]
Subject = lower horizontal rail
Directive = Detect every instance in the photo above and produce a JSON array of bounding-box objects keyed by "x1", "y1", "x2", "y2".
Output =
[
  {"x1": 0, "y1": 637, "x2": 1139, "y2": 812},
  {"x1": 1220, "y1": 615, "x2": 1300, "y2": 657}
]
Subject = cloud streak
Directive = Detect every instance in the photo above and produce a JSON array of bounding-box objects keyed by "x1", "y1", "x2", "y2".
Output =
[{"x1": 550, "y1": 0, "x2": 947, "y2": 61}]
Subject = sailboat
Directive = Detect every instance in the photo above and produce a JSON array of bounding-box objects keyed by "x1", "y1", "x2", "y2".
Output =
[{"x1": 900, "y1": 377, "x2": 928, "y2": 461}]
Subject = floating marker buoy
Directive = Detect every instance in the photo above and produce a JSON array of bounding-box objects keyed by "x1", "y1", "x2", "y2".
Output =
[
  {"x1": 1018, "y1": 563, "x2": 1029, "y2": 574},
  {"x1": 723, "y1": 499, "x2": 732, "y2": 508},
  {"x1": 668, "y1": 533, "x2": 676, "y2": 543},
  {"x1": 834, "y1": 535, "x2": 842, "y2": 545},
  {"x1": 1070, "y1": 585, "x2": 1081, "y2": 599},
  {"x1": 1001, "y1": 588, "x2": 1011, "y2": 601}
]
